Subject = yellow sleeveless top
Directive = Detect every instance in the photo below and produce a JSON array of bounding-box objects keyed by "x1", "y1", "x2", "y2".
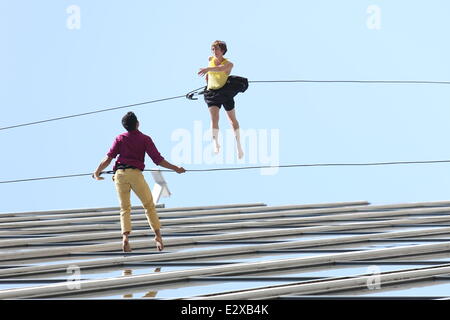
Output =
[{"x1": 207, "y1": 57, "x2": 230, "y2": 90}]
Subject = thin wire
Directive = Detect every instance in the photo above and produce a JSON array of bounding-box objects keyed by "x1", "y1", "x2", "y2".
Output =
[
  {"x1": 0, "y1": 173, "x2": 94, "y2": 184},
  {"x1": 180, "y1": 159, "x2": 450, "y2": 171},
  {"x1": 249, "y1": 80, "x2": 450, "y2": 85},
  {"x1": 0, "y1": 94, "x2": 185, "y2": 131},
  {"x1": 2, "y1": 79, "x2": 449, "y2": 131},
  {"x1": 186, "y1": 79, "x2": 450, "y2": 98},
  {"x1": 1, "y1": 159, "x2": 450, "y2": 184}
]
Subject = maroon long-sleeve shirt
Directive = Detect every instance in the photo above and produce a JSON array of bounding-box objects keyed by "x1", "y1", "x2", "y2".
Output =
[{"x1": 107, "y1": 130, "x2": 164, "y2": 171}]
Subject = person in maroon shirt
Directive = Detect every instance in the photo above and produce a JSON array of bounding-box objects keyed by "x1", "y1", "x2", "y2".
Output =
[{"x1": 93, "y1": 112, "x2": 185, "y2": 252}]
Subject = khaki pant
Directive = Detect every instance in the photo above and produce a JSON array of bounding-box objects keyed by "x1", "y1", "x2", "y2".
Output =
[{"x1": 114, "y1": 169, "x2": 160, "y2": 234}]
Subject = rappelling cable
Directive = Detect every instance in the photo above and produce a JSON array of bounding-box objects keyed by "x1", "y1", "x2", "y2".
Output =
[
  {"x1": 185, "y1": 79, "x2": 450, "y2": 99},
  {"x1": 2, "y1": 159, "x2": 450, "y2": 184},
  {"x1": 249, "y1": 79, "x2": 450, "y2": 85},
  {"x1": 1, "y1": 79, "x2": 449, "y2": 130},
  {"x1": 0, "y1": 94, "x2": 185, "y2": 131}
]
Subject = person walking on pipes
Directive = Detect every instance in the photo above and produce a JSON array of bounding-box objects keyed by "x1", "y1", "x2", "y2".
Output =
[
  {"x1": 93, "y1": 112, "x2": 186, "y2": 252},
  {"x1": 198, "y1": 40, "x2": 245, "y2": 159}
]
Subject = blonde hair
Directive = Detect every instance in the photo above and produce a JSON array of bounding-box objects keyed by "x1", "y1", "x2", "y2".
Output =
[{"x1": 211, "y1": 40, "x2": 227, "y2": 55}]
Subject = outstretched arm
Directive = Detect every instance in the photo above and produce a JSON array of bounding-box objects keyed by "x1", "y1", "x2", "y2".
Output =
[
  {"x1": 93, "y1": 156, "x2": 113, "y2": 180},
  {"x1": 158, "y1": 159, "x2": 186, "y2": 174},
  {"x1": 198, "y1": 62, "x2": 233, "y2": 77}
]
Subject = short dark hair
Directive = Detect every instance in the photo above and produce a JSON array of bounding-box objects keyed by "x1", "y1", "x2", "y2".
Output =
[
  {"x1": 122, "y1": 112, "x2": 138, "y2": 131},
  {"x1": 212, "y1": 40, "x2": 227, "y2": 55}
]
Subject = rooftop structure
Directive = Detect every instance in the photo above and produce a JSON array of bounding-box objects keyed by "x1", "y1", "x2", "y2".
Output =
[{"x1": 2, "y1": 200, "x2": 450, "y2": 300}]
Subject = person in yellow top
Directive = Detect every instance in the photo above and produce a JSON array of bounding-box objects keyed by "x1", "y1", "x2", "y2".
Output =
[{"x1": 198, "y1": 40, "x2": 244, "y2": 159}]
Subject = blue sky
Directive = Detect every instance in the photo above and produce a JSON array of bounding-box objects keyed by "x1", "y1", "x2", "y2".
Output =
[{"x1": 1, "y1": 0, "x2": 450, "y2": 213}]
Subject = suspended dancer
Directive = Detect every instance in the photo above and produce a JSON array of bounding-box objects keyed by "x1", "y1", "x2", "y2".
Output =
[{"x1": 198, "y1": 40, "x2": 248, "y2": 159}]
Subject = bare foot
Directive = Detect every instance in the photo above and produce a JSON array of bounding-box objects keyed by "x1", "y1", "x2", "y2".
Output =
[
  {"x1": 154, "y1": 236, "x2": 164, "y2": 252},
  {"x1": 122, "y1": 239, "x2": 132, "y2": 253},
  {"x1": 214, "y1": 143, "x2": 221, "y2": 154},
  {"x1": 237, "y1": 147, "x2": 244, "y2": 159}
]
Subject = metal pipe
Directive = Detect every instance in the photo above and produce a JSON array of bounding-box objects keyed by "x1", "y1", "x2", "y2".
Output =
[
  {"x1": 2, "y1": 221, "x2": 450, "y2": 277},
  {"x1": 192, "y1": 263, "x2": 450, "y2": 299},
  {"x1": 2, "y1": 241, "x2": 450, "y2": 299}
]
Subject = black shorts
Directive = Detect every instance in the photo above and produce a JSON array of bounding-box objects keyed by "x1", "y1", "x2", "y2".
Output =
[{"x1": 203, "y1": 82, "x2": 236, "y2": 111}]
